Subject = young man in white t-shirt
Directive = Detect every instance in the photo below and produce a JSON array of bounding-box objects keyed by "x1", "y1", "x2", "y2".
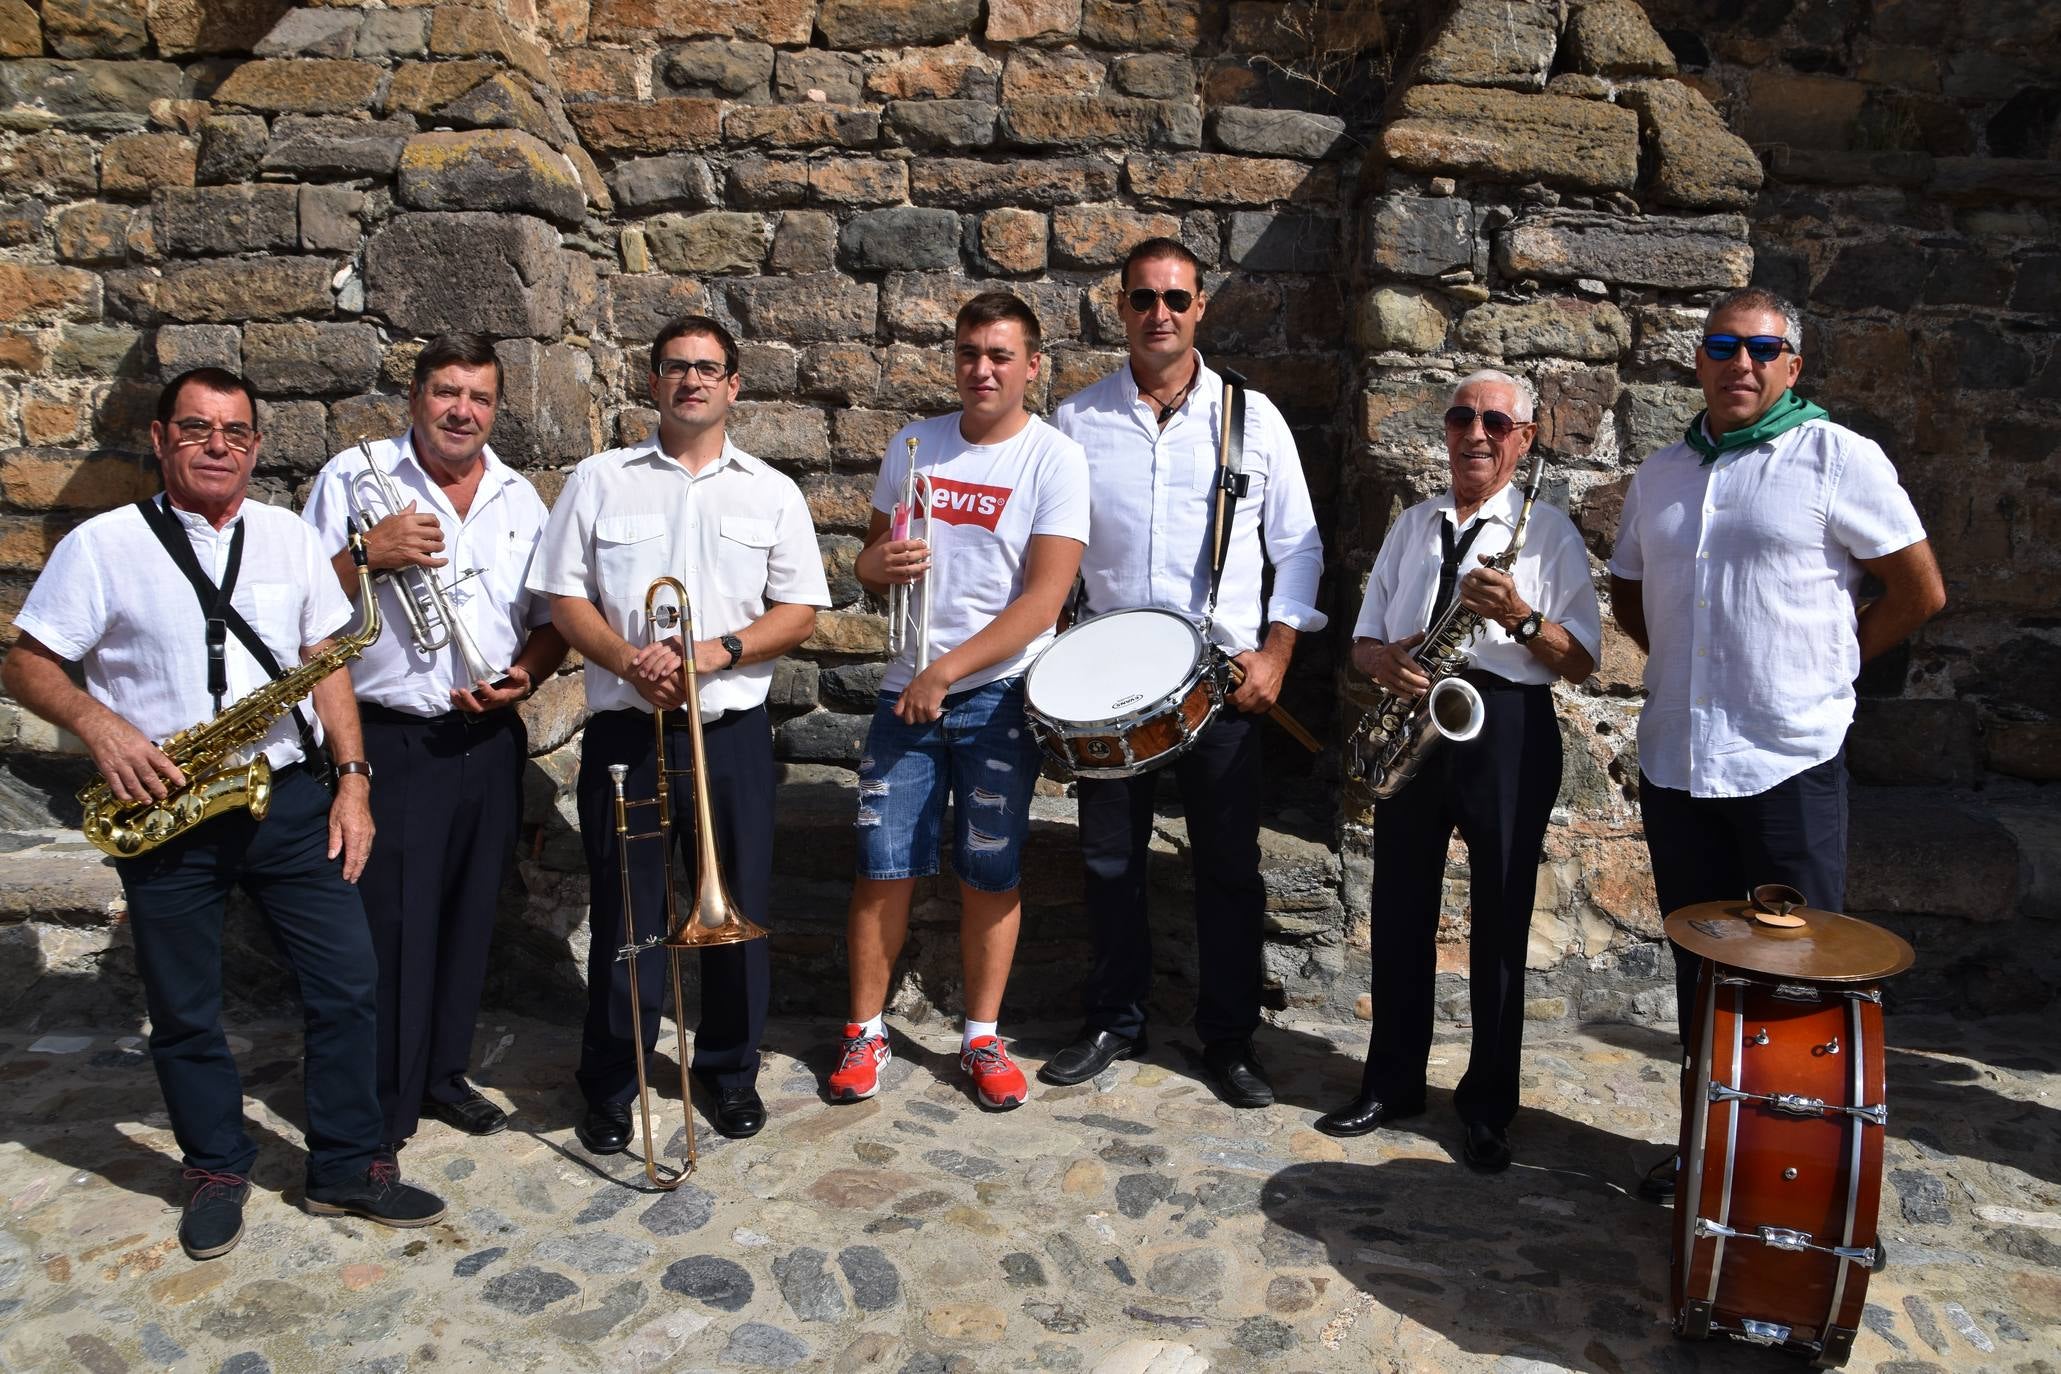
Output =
[{"x1": 827, "y1": 292, "x2": 1090, "y2": 1110}]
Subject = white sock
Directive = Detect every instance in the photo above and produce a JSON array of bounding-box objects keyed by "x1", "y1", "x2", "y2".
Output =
[
  {"x1": 854, "y1": 1014, "x2": 885, "y2": 1041},
  {"x1": 962, "y1": 1019, "x2": 998, "y2": 1050}
]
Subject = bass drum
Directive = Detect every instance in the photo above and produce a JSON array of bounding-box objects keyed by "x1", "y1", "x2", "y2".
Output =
[{"x1": 1024, "y1": 608, "x2": 1224, "y2": 779}]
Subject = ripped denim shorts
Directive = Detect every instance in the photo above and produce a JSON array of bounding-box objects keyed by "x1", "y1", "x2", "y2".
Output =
[{"x1": 853, "y1": 674, "x2": 1043, "y2": 893}]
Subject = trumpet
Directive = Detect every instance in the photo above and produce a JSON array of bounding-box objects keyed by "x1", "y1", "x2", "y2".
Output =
[
  {"x1": 885, "y1": 436, "x2": 935, "y2": 672},
  {"x1": 351, "y1": 442, "x2": 510, "y2": 688},
  {"x1": 608, "y1": 575, "x2": 769, "y2": 1190}
]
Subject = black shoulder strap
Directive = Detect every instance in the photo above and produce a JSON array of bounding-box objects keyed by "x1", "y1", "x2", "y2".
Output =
[{"x1": 1204, "y1": 368, "x2": 1249, "y2": 623}]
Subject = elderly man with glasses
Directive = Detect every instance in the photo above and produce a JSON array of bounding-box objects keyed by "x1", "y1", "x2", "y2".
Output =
[
  {"x1": 1321, "y1": 369, "x2": 1600, "y2": 1171},
  {"x1": 1609, "y1": 287, "x2": 1944, "y2": 1201}
]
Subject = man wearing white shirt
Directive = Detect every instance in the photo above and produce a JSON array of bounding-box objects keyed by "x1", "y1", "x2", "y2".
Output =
[
  {"x1": 1609, "y1": 287, "x2": 1944, "y2": 1200},
  {"x1": 1043, "y1": 238, "x2": 1328, "y2": 1107},
  {"x1": 530, "y1": 316, "x2": 829, "y2": 1150},
  {"x1": 1323, "y1": 370, "x2": 1600, "y2": 1172},
  {"x1": 3, "y1": 368, "x2": 445, "y2": 1261},
  {"x1": 303, "y1": 334, "x2": 567, "y2": 1153}
]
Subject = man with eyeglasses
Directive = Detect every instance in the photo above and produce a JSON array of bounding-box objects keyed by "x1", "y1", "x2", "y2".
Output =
[
  {"x1": 1042, "y1": 237, "x2": 1327, "y2": 1108},
  {"x1": 302, "y1": 334, "x2": 568, "y2": 1160},
  {"x1": 1609, "y1": 287, "x2": 1945, "y2": 1201},
  {"x1": 1323, "y1": 370, "x2": 1600, "y2": 1171},
  {"x1": 2, "y1": 367, "x2": 446, "y2": 1260},
  {"x1": 530, "y1": 315, "x2": 829, "y2": 1153}
]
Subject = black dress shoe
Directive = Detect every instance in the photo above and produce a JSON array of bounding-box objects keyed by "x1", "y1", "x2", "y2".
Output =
[
  {"x1": 1037, "y1": 1027, "x2": 1145, "y2": 1086},
  {"x1": 712, "y1": 1085, "x2": 766, "y2": 1139},
  {"x1": 305, "y1": 1159, "x2": 447, "y2": 1227},
  {"x1": 576, "y1": 1102, "x2": 633, "y2": 1156},
  {"x1": 1312, "y1": 1094, "x2": 1426, "y2": 1138},
  {"x1": 1201, "y1": 1039, "x2": 1274, "y2": 1108},
  {"x1": 178, "y1": 1168, "x2": 250, "y2": 1261},
  {"x1": 423, "y1": 1086, "x2": 509, "y2": 1137},
  {"x1": 1462, "y1": 1120, "x2": 1512, "y2": 1173},
  {"x1": 1638, "y1": 1152, "x2": 1678, "y2": 1202}
]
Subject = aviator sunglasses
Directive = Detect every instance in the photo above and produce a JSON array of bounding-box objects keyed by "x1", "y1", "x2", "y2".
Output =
[
  {"x1": 1700, "y1": 334, "x2": 1793, "y2": 363},
  {"x1": 1124, "y1": 287, "x2": 1196, "y2": 314},
  {"x1": 1443, "y1": 405, "x2": 1528, "y2": 440}
]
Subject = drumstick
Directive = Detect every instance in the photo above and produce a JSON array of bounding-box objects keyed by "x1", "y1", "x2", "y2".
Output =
[{"x1": 1224, "y1": 660, "x2": 1321, "y2": 754}]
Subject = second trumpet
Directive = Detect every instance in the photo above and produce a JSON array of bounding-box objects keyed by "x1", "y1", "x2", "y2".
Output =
[
  {"x1": 351, "y1": 442, "x2": 510, "y2": 688},
  {"x1": 886, "y1": 436, "x2": 935, "y2": 673}
]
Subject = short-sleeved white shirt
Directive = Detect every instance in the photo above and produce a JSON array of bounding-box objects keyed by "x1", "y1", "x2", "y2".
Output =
[
  {"x1": 1609, "y1": 417, "x2": 1928, "y2": 798},
  {"x1": 14, "y1": 497, "x2": 353, "y2": 769},
  {"x1": 1353, "y1": 480, "x2": 1602, "y2": 685},
  {"x1": 302, "y1": 431, "x2": 551, "y2": 717},
  {"x1": 870, "y1": 412, "x2": 1090, "y2": 695},
  {"x1": 527, "y1": 438, "x2": 831, "y2": 718}
]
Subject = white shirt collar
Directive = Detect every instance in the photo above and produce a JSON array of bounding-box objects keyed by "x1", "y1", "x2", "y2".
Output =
[
  {"x1": 391, "y1": 429, "x2": 516, "y2": 493},
  {"x1": 1119, "y1": 350, "x2": 1215, "y2": 417},
  {"x1": 621, "y1": 435, "x2": 764, "y2": 478},
  {"x1": 1433, "y1": 479, "x2": 1522, "y2": 530}
]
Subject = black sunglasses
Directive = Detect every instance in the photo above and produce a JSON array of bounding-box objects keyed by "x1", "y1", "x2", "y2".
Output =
[
  {"x1": 1701, "y1": 334, "x2": 1792, "y2": 363},
  {"x1": 1443, "y1": 406, "x2": 1527, "y2": 440},
  {"x1": 1124, "y1": 287, "x2": 1196, "y2": 315}
]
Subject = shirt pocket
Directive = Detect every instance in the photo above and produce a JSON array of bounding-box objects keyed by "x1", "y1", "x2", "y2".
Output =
[
  {"x1": 245, "y1": 583, "x2": 304, "y2": 662},
  {"x1": 715, "y1": 515, "x2": 776, "y2": 598},
  {"x1": 594, "y1": 514, "x2": 668, "y2": 610}
]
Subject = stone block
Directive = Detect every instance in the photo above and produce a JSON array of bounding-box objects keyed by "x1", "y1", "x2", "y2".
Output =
[
  {"x1": 0, "y1": 514, "x2": 82, "y2": 573},
  {"x1": 0, "y1": 329, "x2": 47, "y2": 372},
  {"x1": 0, "y1": 131, "x2": 99, "y2": 196},
  {"x1": 1001, "y1": 47, "x2": 1104, "y2": 100},
  {"x1": 298, "y1": 185, "x2": 364, "y2": 254},
  {"x1": 885, "y1": 101, "x2": 999, "y2": 151},
  {"x1": 1109, "y1": 53, "x2": 1191, "y2": 100},
  {"x1": 1365, "y1": 192, "x2": 1475, "y2": 278},
  {"x1": 737, "y1": 341, "x2": 799, "y2": 398},
  {"x1": 1741, "y1": 71, "x2": 1866, "y2": 152},
  {"x1": 586, "y1": 0, "x2": 815, "y2": 44},
  {"x1": 212, "y1": 58, "x2": 385, "y2": 115},
  {"x1": 0, "y1": 198, "x2": 45, "y2": 247},
  {"x1": 1562, "y1": 0, "x2": 1676, "y2": 77},
  {"x1": 1987, "y1": 721, "x2": 2061, "y2": 783},
  {"x1": 726, "y1": 274, "x2": 878, "y2": 344},
  {"x1": 241, "y1": 321, "x2": 380, "y2": 397},
  {"x1": 0, "y1": 0, "x2": 40, "y2": 57},
  {"x1": 988, "y1": 0, "x2": 1080, "y2": 43},
  {"x1": 817, "y1": 0, "x2": 982, "y2": 49},
  {"x1": 799, "y1": 343, "x2": 883, "y2": 403},
  {"x1": 1535, "y1": 367, "x2": 1617, "y2": 458},
  {"x1": 367, "y1": 213, "x2": 573, "y2": 338},
  {"x1": 384, "y1": 60, "x2": 500, "y2": 116},
  {"x1": 0, "y1": 450, "x2": 156, "y2": 510},
  {"x1": 51, "y1": 324, "x2": 144, "y2": 376},
  {"x1": 1125, "y1": 153, "x2": 1335, "y2": 205},
  {"x1": 154, "y1": 184, "x2": 300, "y2": 257},
  {"x1": 1002, "y1": 95, "x2": 1201, "y2": 150},
  {"x1": 840, "y1": 209, "x2": 963, "y2": 272},
  {"x1": 1849, "y1": 699, "x2": 1983, "y2": 787},
  {"x1": 1615, "y1": 383, "x2": 1701, "y2": 458},
  {"x1": 610, "y1": 154, "x2": 718, "y2": 213},
  {"x1": 808, "y1": 158, "x2": 908, "y2": 207},
  {"x1": 802, "y1": 610, "x2": 887, "y2": 656},
  {"x1": 728, "y1": 157, "x2": 810, "y2": 209},
  {"x1": 1050, "y1": 206, "x2": 1180, "y2": 269},
  {"x1": 868, "y1": 41, "x2": 1002, "y2": 102},
  {"x1": 0, "y1": 264, "x2": 102, "y2": 325},
  {"x1": 356, "y1": 8, "x2": 428, "y2": 59},
  {"x1": 657, "y1": 39, "x2": 773, "y2": 100},
  {"x1": 434, "y1": 73, "x2": 561, "y2": 148},
  {"x1": 253, "y1": 397, "x2": 329, "y2": 471},
  {"x1": 769, "y1": 211, "x2": 837, "y2": 275},
  {"x1": 139, "y1": 256, "x2": 333, "y2": 325},
  {"x1": 551, "y1": 48, "x2": 643, "y2": 102},
  {"x1": 881, "y1": 273, "x2": 1078, "y2": 347},
  {"x1": 1412, "y1": 0, "x2": 1556, "y2": 90},
  {"x1": 775, "y1": 710, "x2": 873, "y2": 764},
  {"x1": 911, "y1": 157, "x2": 1119, "y2": 209},
  {"x1": 397, "y1": 130, "x2": 586, "y2": 227},
  {"x1": 1496, "y1": 210, "x2": 1752, "y2": 291},
  {"x1": 194, "y1": 114, "x2": 267, "y2": 184},
  {"x1": 729, "y1": 400, "x2": 829, "y2": 467},
  {"x1": 1226, "y1": 211, "x2": 1336, "y2": 273},
  {"x1": 493, "y1": 338, "x2": 597, "y2": 464},
  {"x1": 1383, "y1": 84, "x2": 1641, "y2": 192},
  {"x1": 1357, "y1": 286, "x2": 1448, "y2": 353},
  {"x1": 428, "y1": 3, "x2": 550, "y2": 83},
  {"x1": 604, "y1": 274, "x2": 707, "y2": 345},
  {"x1": 1847, "y1": 787, "x2": 2019, "y2": 921},
  {"x1": 99, "y1": 132, "x2": 196, "y2": 198},
  {"x1": 803, "y1": 472, "x2": 877, "y2": 530},
  {"x1": 253, "y1": 7, "x2": 361, "y2": 57},
  {"x1": 645, "y1": 211, "x2": 768, "y2": 276},
  {"x1": 156, "y1": 322, "x2": 240, "y2": 374},
  {"x1": 775, "y1": 50, "x2": 865, "y2": 105},
  {"x1": 725, "y1": 104, "x2": 880, "y2": 149},
  {"x1": 1210, "y1": 106, "x2": 1347, "y2": 160},
  {"x1": 261, "y1": 114, "x2": 413, "y2": 179},
  {"x1": 979, "y1": 209, "x2": 1048, "y2": 274},
  {"x1": 1620, "y1": 80, "x2": 1762, "y2": 211},
  {"x1": 146, "y1": 0, "x2": 278, "y2": 55},
  {"x1": 1456, "y1": 298, "x2": 1630, "y2": 362},
  {"x1": 1081, "y1": 0, "x2": 1199, "y2": 50},
  {"x1": 0, "y1": 58, "x2": 182, "y2": 120},
  {"x1": 54, "y1": 205, "x2": 136, "y2": 267},
  {"x1": 567, "y1": 98, "x2": 723, "y2": 156}
]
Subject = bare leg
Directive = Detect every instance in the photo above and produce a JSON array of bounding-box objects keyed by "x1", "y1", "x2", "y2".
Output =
[
  {"x1": 959, "y1": 883, "x2": 1022, "y2": 1024},
  {"x1": 846, "y1": 876, "x2": 917, "y2": 1022}
]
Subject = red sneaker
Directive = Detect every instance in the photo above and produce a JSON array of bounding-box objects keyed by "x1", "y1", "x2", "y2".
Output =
[
  {"x1": 828, "y1": 1024, "x2": 891, "y2": 1102},
  {"x1": 961, "y1": 1036, "x2": 1029, "y2": 1110}
]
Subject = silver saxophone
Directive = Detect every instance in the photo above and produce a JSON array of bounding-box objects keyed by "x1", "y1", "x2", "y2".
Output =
[
  {"x1": 1348, "y1": 453, "x2": 1546, "y2": 799},
  {"x1": 350, "y1": 442, "x2": 509, "y2": 688}
]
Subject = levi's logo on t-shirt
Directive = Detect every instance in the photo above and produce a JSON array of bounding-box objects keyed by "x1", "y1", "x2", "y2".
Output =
[{"x1": 925, "y1": 477, "x2": 1012, "y2": 530}]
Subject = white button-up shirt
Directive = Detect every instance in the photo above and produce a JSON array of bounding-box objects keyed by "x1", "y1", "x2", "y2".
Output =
[
  {"x1": 14, "y1": 496, "x2": 352, "y2": 769},
  {"x1": 302, "y1": 432, "x2": 551, "y2": 717},
  {"x1": 1610, "y1": 417, "x2": 1928, "y2": 798},
  {"x1": 527, "y1": 438, "x2": 830, "y2": 718},
  {"x1": 1052, "y1": 354, "x2": 1327, "y2": 654},
  {"x1": 1353, "y1": 480, "x2": 1602, "y2": 685}
]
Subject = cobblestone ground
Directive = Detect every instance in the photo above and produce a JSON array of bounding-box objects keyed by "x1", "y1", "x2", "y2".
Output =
[{"x1": 0, "y1": 1011, "x2": 2054, "y2": 1373}]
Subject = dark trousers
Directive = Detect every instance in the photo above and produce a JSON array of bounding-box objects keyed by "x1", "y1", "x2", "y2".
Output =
[
  {"x1": 114, "y1": 766, "x2": 382, "y2": 1188},
  {"x1": 359, "y1": 704, "x2": 525, "y2": 1144},
  {"x1": 1361, "y1": 677, "x2": 1561, "y2": 1129},
  {"x1": 1640, "y1": 751, "x2": 1849, "y2": 1045},
  {"x1": 576, "y1": 705, "x2": 773, "y2": 1105},
  {"x1": 1076, "y1": 708, "x2": 1265, "y2": 1044}
]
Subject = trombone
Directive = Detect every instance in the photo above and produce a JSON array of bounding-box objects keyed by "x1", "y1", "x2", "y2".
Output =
[
  {"x1": 885, "y1": 436, "x2": 935, "y2": 672},
  {"x1": 351, "y1": 442, "x2": 510, "y2": 688},
  {"x1": 608, "y1": 575, "x2": 769, "y2": 1189}
]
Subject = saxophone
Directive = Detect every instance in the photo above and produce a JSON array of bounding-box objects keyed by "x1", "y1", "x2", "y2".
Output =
[
  {"x1": 1347, "y1": 454, "x2": 1545, "y2": 799},
  {"x1": 80, "y1": 528, "x2": 383, "y2": 858}
]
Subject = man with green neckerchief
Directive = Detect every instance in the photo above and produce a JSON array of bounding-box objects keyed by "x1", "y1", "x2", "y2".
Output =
[{"x1": 1607, "y1": 287, "x2": 1945, "y2": 1203}]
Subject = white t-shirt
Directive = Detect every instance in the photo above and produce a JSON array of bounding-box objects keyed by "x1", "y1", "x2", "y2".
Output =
[{"x1": 870, "y1": 413, "x2": 1090, "y2": 695}]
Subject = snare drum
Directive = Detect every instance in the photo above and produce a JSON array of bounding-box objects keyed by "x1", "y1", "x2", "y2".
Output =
[{"x1": 1024, "y1": 608, "x2": 1224, "y2": 778}]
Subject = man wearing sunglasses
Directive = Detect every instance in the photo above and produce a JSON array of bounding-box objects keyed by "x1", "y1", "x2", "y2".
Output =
[
  {"x1": 1325, "y1": 371, "x2": 1600, "y2": 1171},
  {"x1": 1043, "y1": 237, "x2": 1328, "y2": 1108},
  {"x1": 531, "y1": 315, "x2": 829, "y2": 1153},
  {"x1": 1609, "y1": 287, "x2": 1945, "y2": 1201}
]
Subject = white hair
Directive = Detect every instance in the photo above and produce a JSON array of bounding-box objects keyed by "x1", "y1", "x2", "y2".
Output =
[{"x1": 1449, "y1": 369, "x2": 1535, "y2": 421}]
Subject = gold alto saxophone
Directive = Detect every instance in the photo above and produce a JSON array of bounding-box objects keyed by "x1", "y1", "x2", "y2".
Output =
[
  {"x1": 80, "y1": 528, "x2": 384, "y2": 858},
  {"x1": 1347, "y1": 454, "x2": 1545, "y2": 799}
]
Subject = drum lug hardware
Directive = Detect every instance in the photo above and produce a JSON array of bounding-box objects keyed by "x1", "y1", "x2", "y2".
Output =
[
  {"x1": 1813, "y1": 1035, "x2": 1840, "y2": 1056},
  {"x1": 1750, "y1": 1027, "x2": 1770, "y2": 1046},
  {"x1": 1769, "y1": 1091, "x2": 1828, "y2": 1116},
  {"x1": 1772, "y1": 982, "x2": 1823, "y2": 1002},
  {"x1": 1843, "y1": 988, "x2": 1882, "y2": 1004},
  {"x1": 1759, "y1": 1226, "x2": 1814, "y2": 1251},
  {"x1": 1815, "y1": 1325, "x2": 1858, "y2": 1368},
  {"x1": 1738, "y1": 1319, "x2": 1792, "y2": 1347},
  {"x1": 1833, "y1": 1243, "x2": 1880, "y2": 1267},
  {"x1": 1692, "y1": 1216, "x2": 1738, "y2": 1241},
  {"x1": 1783, "y1": 1167, "x2": 1799, "y2": 1180},
  {"x1": 1846, "y1": 1102, "x2": 1887, "y2": 1126},
  {"x1": 1678, "y1": 1299, "x2": 1714, "y2": 1340}
]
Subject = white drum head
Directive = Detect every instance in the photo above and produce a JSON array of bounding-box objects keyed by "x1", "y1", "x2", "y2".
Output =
[{"x1": 1028, "y1": 609, "x2": 1204, "y2": 724}]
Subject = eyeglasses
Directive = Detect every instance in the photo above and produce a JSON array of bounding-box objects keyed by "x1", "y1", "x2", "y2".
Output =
[
  {"x1": 169, "y1": 419, "x2": 257, "y2": 452},
  {"x1": 1124, "y1": 287, "x2": 1196, "y2": 315},
  {"x1": 1443, "y1": 406, "x2": 1528, "y2": 440},
  {"x1": 655, "y1": 358, "x2": 731, "y2": 382},
  {"x1": 1701, "y1": 334, "x2": 1792, "y2": 363}
]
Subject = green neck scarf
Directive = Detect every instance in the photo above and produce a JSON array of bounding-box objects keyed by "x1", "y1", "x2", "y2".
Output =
[{"x1": 1684, "y1": 389, "x2": 1827, "y2": 464}]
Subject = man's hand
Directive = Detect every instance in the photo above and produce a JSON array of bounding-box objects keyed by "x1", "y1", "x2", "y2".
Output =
[
  {"x1": 1228, "y1": 645, "x2": 1287, "y2": 714},
  {"x1": 328, "y1": 776, "x2": 375, "y2": 882},
  {"x1": 1354, "y1": 631, "x2": 1431, "y2": 698},
  {"x1": 1458, "y1": 560, "x2": 1529, "y2": 631},
  {"x1": 363, "y1": 502, "x2": 447, "y2": 573},
  {"x1": 894, "y1": 662, "x2": 952, "y2": 724},
  {"x1": 451, "y1": 664, "x2": 530, "y2": 715},
  {"x1": 626, "y1": 637, "x2": 687, "y2": 711},
  {"x1": 80, "y1": 713, "x2": 184, "y2": 803},
  {"x1": 688, "y1": 637, "x2": 731, "y2": 678},
  {"x1": 859, "y1": 537, "x2": 931, "y2": 588}
]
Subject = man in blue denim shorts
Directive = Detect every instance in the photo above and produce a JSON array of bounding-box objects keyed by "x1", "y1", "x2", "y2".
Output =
[{"x1": 827, "y1": 293, "x2": 1090, "y2": 1110}]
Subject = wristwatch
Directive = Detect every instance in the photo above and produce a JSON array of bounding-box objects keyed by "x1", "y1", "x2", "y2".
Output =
[
  {"x1": 1511, "y1": 610, "x2": 1544, "y2": 645},
  {"x1": 720, "y1": 634, "x2": 745, "y2": 670},
  {"x1": 335, "y1": 760, "x2": 374, "y2": 781}
]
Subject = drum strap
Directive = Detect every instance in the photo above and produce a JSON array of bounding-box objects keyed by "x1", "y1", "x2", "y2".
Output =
[{"x1": 1204, "y1": 368, "x2": 1248, "y2": 625}]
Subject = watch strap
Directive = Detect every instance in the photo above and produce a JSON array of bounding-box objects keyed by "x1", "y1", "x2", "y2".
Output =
[{"x1": 335, "y1": 760, "x2": 373, "y2": 779}]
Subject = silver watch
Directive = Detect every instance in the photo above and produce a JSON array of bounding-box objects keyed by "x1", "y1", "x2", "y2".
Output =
[{"x1": 1511, "y1": 610, "x2": 1544, "y2": 645}]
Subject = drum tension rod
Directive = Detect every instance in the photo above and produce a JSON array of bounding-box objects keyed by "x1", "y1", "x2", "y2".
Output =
[
  {"x1": 1692, "y1": 1217, "x2": 1880, "y2": 1269},
  {"x1": 1706, "y1": 1081, "x2": 1888, "y2": 1125}
]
